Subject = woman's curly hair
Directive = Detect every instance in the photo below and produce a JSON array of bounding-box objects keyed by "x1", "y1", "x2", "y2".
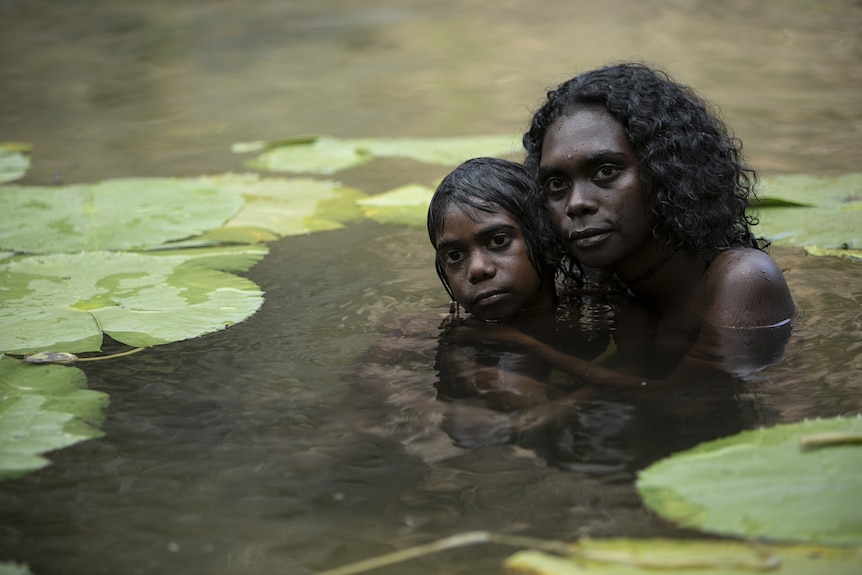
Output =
[
  {"x1": 523, "y1": 63, "x2": 760, "y2": 259},
  {"x1": 428, "y1": 157, "x2": 562, "y2": 301}
]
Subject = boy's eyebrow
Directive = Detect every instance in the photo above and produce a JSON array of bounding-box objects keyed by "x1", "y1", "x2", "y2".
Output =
[{"x1": 436, "y1": 222, "x2": 518, "y2": 252}]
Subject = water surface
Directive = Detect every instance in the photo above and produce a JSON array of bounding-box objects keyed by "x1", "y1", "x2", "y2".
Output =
[{"x1": 1, "y1": 1, "x2": 860, "y2": 574}]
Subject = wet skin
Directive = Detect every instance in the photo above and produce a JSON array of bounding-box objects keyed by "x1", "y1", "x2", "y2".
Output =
[
  {"x1": 538, "y1": 105, "x2": 795, "y2": 328},
  {"x1": 435, "y1": 204, "x2": 555, "y2": 322},
  {"x1": 538, "y1": 105, "x2": 660, "y2": 281}
]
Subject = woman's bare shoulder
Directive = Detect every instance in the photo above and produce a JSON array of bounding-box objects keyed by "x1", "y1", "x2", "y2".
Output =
[{"x1": 701, "y1": 248, "x2": 795, "y2": 328}]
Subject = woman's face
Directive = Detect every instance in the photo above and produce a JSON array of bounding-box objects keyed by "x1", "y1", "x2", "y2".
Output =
[
  {"x1": 538, "y1": 106, "x2": 656, "y2": 274},
  {"x1": 435, "y1": 204, "x2": 551, "y2": 322}
]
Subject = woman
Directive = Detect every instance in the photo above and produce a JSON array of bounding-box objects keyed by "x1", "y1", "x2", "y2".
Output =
[{"x1": 523, "y1": 62, "x2": 795, "y2": 330}]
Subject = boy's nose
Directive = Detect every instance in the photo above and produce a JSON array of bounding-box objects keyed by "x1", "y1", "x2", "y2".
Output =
[{"x1": 467, "y1": 252, "x2": 495, "y2": 284}]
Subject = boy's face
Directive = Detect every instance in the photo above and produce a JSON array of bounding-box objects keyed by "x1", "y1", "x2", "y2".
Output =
[{"x1": 435, "y1": 204, "x2": 552, "y2": 322}]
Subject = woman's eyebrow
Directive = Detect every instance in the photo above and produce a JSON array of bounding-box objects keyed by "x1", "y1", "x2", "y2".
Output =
[{"x1": 539, "y1": 149, "x2": 629, "y2": 174}]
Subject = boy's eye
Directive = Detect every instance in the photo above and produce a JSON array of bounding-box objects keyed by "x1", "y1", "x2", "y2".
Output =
[
  {"x1": 443, "y1": 250, "x2": 465, "y2": 265},
  {"x1": 488, "y1": 233, "x2": 512, "y2": 249},
  {"x1": 594, "y1": 165, "x2": 621, "y2": 181}
]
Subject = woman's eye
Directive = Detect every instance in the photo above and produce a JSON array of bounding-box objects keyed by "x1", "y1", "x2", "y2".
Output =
[
  {"x1": 544, "y1": 177, "x2": 568, "y2": 195},
  {"x1": 488, "y1": 234, "x2": 512, "y2": 249},
  {"x1": 594, "y1": 165, "x2": 621, "y2": 181}
]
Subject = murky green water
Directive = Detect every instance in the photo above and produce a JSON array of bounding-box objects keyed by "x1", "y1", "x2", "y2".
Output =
[{"x1": 1, "y1": 1, "x2": 861, "y2": 574}]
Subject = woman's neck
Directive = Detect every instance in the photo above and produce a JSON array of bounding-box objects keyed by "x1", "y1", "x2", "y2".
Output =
[{"x1": 624, "y1": 251, "x2": 708, "y2": 314}]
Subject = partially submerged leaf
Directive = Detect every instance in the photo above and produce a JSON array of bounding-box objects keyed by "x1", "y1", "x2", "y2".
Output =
[
  {"x1": 0, "y1": 356, "x2": 108, "y2": 480},
  {"x1": 352, "y1": 134, "x2": 522, "y2": 165},
  {"x1": 0, "y1": 561, "x2": 34, "y2": 575},
  {"x1": 0, "y1": 142, "x2": 32, "y2": 184},
  {"x1": 0, "y1": 178, "x2": 245, "y2": 253},
  {"x1": 0, "y1": 251, "x2": 264, "y2": 354},
  {"x1": 243, "y1": 136, "x2": 373, "y2": 174},
  {"x1": 803, "y1": 246, "x2": 862, "y2": 260},
  {"x1": 236, "y1": 134, "x2": 522, "y2": 174},
  {"x1": 636, "y1": 416, "x2": 862, "y2": 546},
  {"x1": 758, "y1": 173, "x2": 862, "y2": 208},
  {"x1": 357, "y1": 184, "x2": 434, "y2": 227},
  {"x1": 755, "y1": 206, "x2": 860, "y2": 250},
  {"x1": 504, "y1": 539, "x2": 862, "y2": 575},
  {"x1": 196, "y1": 173, "x2": 368, "y2": 236},
  {"x1": 754, "y1": 173, "x2": 862, "y2": 250}
]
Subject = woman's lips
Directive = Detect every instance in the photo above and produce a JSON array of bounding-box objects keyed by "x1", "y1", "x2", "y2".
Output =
[{"x1": 568, "y1": 228, "x2": 612, "y2": 248}]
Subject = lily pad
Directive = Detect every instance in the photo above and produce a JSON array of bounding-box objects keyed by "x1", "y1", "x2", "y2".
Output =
[
  {"x1": 195, "y1": 173, "x2": 368, "y2": 237},
  {"x1": 636, "y1": 415, "x2": 862, "y2": 546},
  {"x1": 0, "y1": 249, "x2": 264, "y2": 354},
  {"x1": 234, "y1": 134, "x2": 521, "y2": 174},
  {"x1": 0, "y1": 562, "x2": 33, "y2": 575},
  {"x1": 242, "y1": 136, "x2": 374, "y2": 174},
  {"x1": 354, "y1": 135, "x2": 522, "y2": 165},
  {"x1": 0, "y1": 356, "x2": 108, "y2": 480},
  {"x1": 0, "y1": 142, "x2": 32, "y2": 184},
  {"x1": 357, "y1": 183, "x2": 435, "y2": 227},
  {"x1": 753, "y1": 173, "x2": 862, "y2": 250},
  {"x1": 505, "y1": 538, "x2": 862, "y2": 575},
  {"x1": 0, "y1": 178, "x2": 245, "y2": 253}
]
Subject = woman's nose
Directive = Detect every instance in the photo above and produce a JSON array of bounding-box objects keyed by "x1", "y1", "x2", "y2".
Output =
[{"x1": 565, "y1": 182, "x2": 598, "y2": 218}]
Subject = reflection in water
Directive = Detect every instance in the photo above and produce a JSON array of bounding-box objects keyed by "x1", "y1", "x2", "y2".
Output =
[
  {"x1": 1, "y1": 0, "x2": 861, "y2": 573},
  {"x1": 350, "y1": 289, "x2": 788, "y2": 479}
]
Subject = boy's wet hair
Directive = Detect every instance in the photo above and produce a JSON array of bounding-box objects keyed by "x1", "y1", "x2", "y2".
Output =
[
  {"x1": 523, "y1": 62, "x2": 761, "y2": 260},
  {"x1": 427, "y1": 157, "x2": 561, "y2": 300}
]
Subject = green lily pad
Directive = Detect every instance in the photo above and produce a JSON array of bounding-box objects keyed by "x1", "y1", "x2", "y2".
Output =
[
  {"x1": 0, "y1": 356, "x2": 108, "y2": 481},
  {"x1": 505, "y1": 538, "x2": 862, "y2": 575},
  {"x1": 196, "y1": 173, "x2": 368, "y2": 236},
  {"x1": 0, "y1": 142, "x2": 32, "y2": 184},
  {"x1": 757, "y1": 173, "x2": 862, "y2": 208},
  {"x1": 0, "y1": 249, "x2": 264, "y2": 354},
  {"x1": 357, "y1": 183, "x2": 435, "y2": 227},
  {"x1": 637, "y1": 416, "x2": 862, "y2": 546},
  {"x1": 235, "y1": 134, "x2": 521, "y2": 174},
  {"x1": 0, "y1": 561, "x2": 33, "y2": 575},
  {"x1": 753, "y1": 173, "x2": 862, "y2": 250},
  {"x1": 242, "y1": 136, "x2": 374, "y2": 174},
  {"x1": 803, "y1": 246, "x2": 862, "y2": 260},
  {"x1": 354, "y1": 134, "x2": 522, "y2": 165},
  {"x1": 0, "y1": 178, "x2": 245, "y2": 253}
]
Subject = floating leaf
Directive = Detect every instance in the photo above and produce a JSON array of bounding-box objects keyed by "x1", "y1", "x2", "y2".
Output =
[
  {"x1": 755, "y1": 206, "x2": 860, "y2": 250},
  {"x1": 0, "y1": 356, "x2": 108, "y2": 480},
  {"x1": 803, "y1": 246, "x2": 862, "y2": 260},
  {"x1": 353, "y1": 135, "x2": 521, "y2": 165},
  {"x1": 243, "y1": 136, "x2": 373, "y2": 174},
  {"x1": 0, "y1": 142, "x2": 32, "y2": 184},
  {"x1": 235, "y1": 134, "x2": 522, "y2": 174},
  {"x1": 0, "y1": 250, "x2": 264, "y2": 354},
  {"x1": 357, "y1": 183, "x2": 434, "y2": 227},
  {"x1": 637, "y1": 416, "x2": 862, "y2": 546},
  {"x1": 0, "y1": 178, "x2": 245, "y2": 253},
  {"x1": 504, "y1": 539, "x2": 862, "y2": 575},
  {"x1": 758, "y1": 173, "x2": 862, "y2": 208},
  {"x1": 196, "y1": 173, "x2": 368, "y2": 236},
  {"x1": 754, "y1": 173, "x2": 862, "y2": 250},
  {"x1": 0, "y1": 561, "x2": 33, "y2": 575}
]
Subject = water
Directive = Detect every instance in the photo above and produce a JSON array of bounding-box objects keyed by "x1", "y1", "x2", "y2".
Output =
[{"x1": 1, "y1": 1, "x2": 861, "y2": 574}]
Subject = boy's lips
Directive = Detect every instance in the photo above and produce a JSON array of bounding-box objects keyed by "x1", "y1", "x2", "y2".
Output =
[{"x1": 472, "y1": 290, "x2": 505, "y2": 307}]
